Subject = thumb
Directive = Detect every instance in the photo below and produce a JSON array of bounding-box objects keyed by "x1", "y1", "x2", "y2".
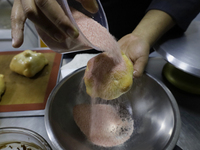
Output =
[{"x1": 132, "y1": 56, "x2": 148, "y2": 78}]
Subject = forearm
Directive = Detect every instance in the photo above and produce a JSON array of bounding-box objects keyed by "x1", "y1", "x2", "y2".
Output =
[{"x1": 132, "y1": 9, "x2": 175, "y2": 47}]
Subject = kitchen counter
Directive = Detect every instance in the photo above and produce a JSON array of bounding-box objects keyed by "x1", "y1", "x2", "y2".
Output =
[{"x1": 0, "y1": 52, "x2": 200, "y2": 150}]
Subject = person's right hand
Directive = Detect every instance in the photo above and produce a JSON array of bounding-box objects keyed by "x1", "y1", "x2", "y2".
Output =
[
  {"x1": 118, "y1": 10, "x2": 176, "y2": 78},
  {"x1": 118, "y1": 33, "x2": 150, "y2": 78},
  {"x1": 11, "y1": 0, "x2": 99, "y2": 48}
]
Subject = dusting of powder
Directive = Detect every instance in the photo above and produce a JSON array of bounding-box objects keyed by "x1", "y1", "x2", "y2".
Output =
[
  {"x1": 70, "y1": 8, "x2": 134, "y2": 148},
  {"x1": 71, "y1": 8, "x2": 122, "y2": 63},
  {"x1": 73, "y1": 104, "x2": 134, "y2": 147},
  {"x1": 84, "y1": 53, "x2": 128, "y2": 99}
]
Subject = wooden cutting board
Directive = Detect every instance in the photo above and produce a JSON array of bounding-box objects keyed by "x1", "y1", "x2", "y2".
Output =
[{"x1": 0, "y1": 50, "x2": 62, "y2": 112}]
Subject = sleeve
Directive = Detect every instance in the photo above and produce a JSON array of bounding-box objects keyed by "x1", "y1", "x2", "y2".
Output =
[{"x1": 147, "y1": 0, "x2": 200, "y2": 31}]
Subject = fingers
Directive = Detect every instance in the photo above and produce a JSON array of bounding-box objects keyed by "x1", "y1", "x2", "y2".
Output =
[
  {"x1": 132, "y1": 55, "x2": 149, "y2": 78},
  {"x1": 11, "y1": 0, "x2": 26, "y2": 48},
  {"x1": 11, "y1": 0, "x2": 96, "y2": 48},
  {"x1": 21, "y1": 0, "x2": 78, "y2": 42},
  {"x1": 35, "y1": 0, "x2": 79, "y2": 38},
  {"x1": 119, "y1": 34, "x2": 150, "y2": 78},
  {"x1": 76, "y1": 0, "x2": 99, "y2": 13}
]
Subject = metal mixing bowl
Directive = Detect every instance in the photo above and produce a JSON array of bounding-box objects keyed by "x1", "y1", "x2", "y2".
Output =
[{"x1": 45, "y1": 67, "x2": 181, "y2": 150}]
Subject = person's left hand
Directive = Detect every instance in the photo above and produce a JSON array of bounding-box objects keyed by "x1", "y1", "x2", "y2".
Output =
[
  {"x1": 118, "y1": 33, "x2": 150, "y2": 78},
  {"x1": 11, "y1": 0, "x2": 99, "y2": 48}
]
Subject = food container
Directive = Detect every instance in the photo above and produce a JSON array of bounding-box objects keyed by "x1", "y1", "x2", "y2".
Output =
[
  {"x1": 0, "y1": 127, "x2": 52, "y2": 150},
  {"x1": 154, "y1": 18, "x2": 200, "y2": 94},
  {"x1": 162, "y1": 62, "x2": 200, "y2": 95},
  {"x1": 36, "y1": 0, "x2": 108, "y2": 54},
  {"x1": 154, "y1": 18, "x2": 200, "y2": 78},
  {"x1": 45, "y1": 67, "x2": 181, "y2": 150}
]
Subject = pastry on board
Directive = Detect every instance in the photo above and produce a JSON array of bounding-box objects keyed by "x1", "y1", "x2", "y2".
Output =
[
  {"x1": 84, "y1": 52, "x2": 134, "y2": 100},
  {"x1": 0, "y1": 74, "x2": 5, "y2": 100},
  {"x1": 10, "y1": 50, "x2": 48, "y2": 77}
]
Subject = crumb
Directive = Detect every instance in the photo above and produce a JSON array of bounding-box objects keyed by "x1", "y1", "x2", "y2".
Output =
[
  {"x1": 21, "y1": 144, "x2": 26, "y2": 150},
  {"x1": 9, "y1": 145, "x2": 13, "y2": 149}
]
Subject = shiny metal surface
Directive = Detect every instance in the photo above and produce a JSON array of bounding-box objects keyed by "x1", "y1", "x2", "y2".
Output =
[
  {"x1": 45, "y1": 67, "x2": 181, "y2": 150},
  {"x1": 0, "y1": 127, "x2": 52, "y2": 149},
  {"x1": 0, "y1": 0, "x2": 12, "y2": 29},
  {"x1": 154, "y1": 16, "x2": 200, "y2": 78},
  {"x1": 0, "y1": 116, "x2": 55, "y2": 149},
  {"x1": 162, "y1": 63, "x2": 200, "y2": 95},
  {"x1": 146, "y1": 56, "x2": 200, "y2": 150},
  {"x1": 0, "y1": 53, "x2": 199, "y2": 150},
  {"x1": 0, "y1": 0, "x2": 12, "y2": 40}
]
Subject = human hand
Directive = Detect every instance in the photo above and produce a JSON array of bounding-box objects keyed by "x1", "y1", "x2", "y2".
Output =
[
  {"x1": 118, "y1": 33, "x2": 150, "y2": 78},
  {"x1": 11, "y1": 0, "x2": 99, "y2": 48}
]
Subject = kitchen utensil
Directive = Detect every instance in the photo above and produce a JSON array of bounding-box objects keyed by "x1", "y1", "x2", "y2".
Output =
[
  {"x1": 45, "y1": 67, "x2": 181, "y2": 150},
  {"x1": 154, "y1": 18, "x2": 200, "y2": 78},
  {"x1": 36, "y1": 0, "x2": 108, "y2": 54},
  {"x1": 162, "y1": 62, "x2": 200, "y2": 94},
  {"x1": 0, "y1": 127, "x2": 52, "y2": 150}
]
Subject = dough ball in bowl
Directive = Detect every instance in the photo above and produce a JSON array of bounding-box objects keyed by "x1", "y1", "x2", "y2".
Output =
[{"x1": 84, "y1": 52, "x2": 133, "y2": 100}]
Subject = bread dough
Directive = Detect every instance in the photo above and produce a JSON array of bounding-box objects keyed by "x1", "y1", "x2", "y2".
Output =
[
  {"x1": 84, "y1": 52, "x2": 133, "y2": 100},
  {"x1": 0, "y1": 74, "x2": 5, "y2": 100},
  {"x1": 10, "y1": 50, "x2": 48, "y2": 77}
]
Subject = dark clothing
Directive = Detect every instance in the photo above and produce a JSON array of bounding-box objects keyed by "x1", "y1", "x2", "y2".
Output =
[
  {"x1": 100, "y1": 0, "x2": 200, "y2": 40},
  {"x1": 147, "y1": 0, "x2": 200, "y2": 31}
]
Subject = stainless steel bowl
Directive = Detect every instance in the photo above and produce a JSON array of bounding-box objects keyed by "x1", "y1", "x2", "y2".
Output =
[{"x1": 45, "y1": 67, "x2": 181, "y2": 150}]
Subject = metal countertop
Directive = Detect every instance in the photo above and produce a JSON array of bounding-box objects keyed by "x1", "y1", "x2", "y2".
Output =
[{"x1": 0, "y1": 53, "x2": 200, "y2": 150}]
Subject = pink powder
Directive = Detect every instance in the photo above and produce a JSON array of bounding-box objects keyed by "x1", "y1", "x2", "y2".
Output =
[
  {"x1": 84, "y1": 53, "x2": 129, "y2": 100},
  {"x1": 71, "y1": 9, "x2": 135, "y2": 147},
  {"x1": 71, "y1": 8, "x2": 122, "y2": 63},
  {"x1": 73, "y1": 104, "x2": 134, "y2": 147}
]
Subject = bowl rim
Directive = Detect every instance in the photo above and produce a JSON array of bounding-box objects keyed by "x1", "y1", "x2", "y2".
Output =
[
  {"x1": 146, "y1": 73, "x2": 181, "y2": 150},
  {"x1": 0, "y1": 127, "x2": 52, "y2": 150},
  {"x1": 44, "y1": 67, "x2": 181, "y2": 150}
]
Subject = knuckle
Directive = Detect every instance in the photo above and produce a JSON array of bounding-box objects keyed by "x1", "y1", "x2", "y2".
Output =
[
  {"x1": 10, "y1": 14, "x2": 17, "y2": 22},
  {"x1": 11, "y1": 14, "x2": 25, "y2": 27},
  {"x1": 35, "y1": 0, "x2": 49, "y2": 8},
  {"x1": 23, "y1": 7, "x2": 36, "y2": 18},
  {"x1": 54, "y1": 17, "x2": 64, "y2": 26}
]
